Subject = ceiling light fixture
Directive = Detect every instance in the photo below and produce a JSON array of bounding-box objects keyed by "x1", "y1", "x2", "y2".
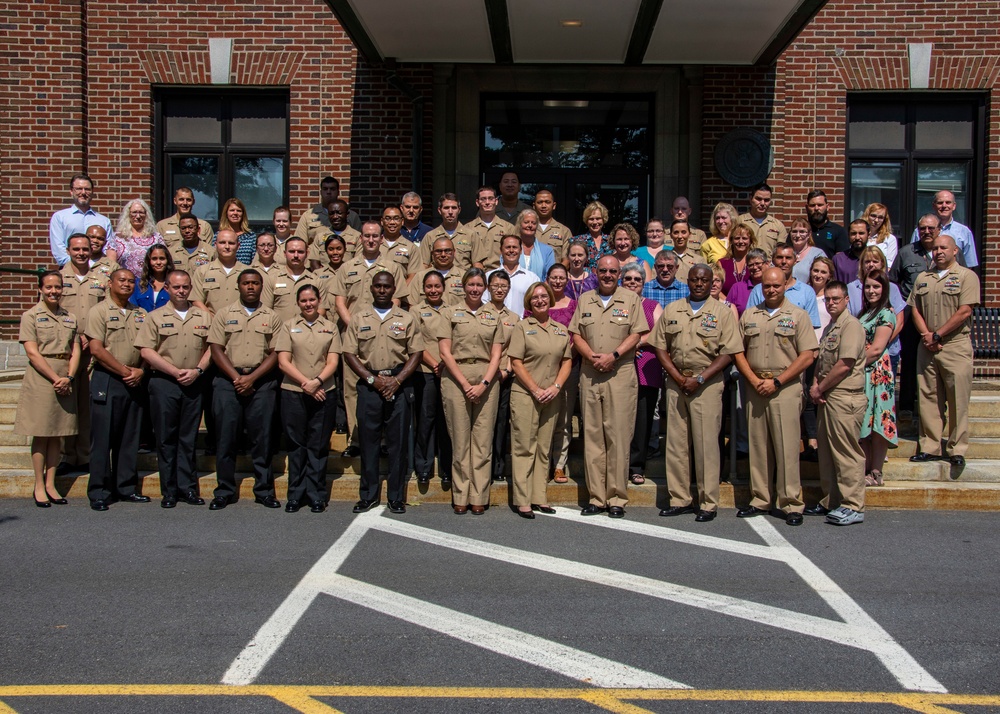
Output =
[{"x1": 560, "y1": 19, "x2": 583, "y2": 28}]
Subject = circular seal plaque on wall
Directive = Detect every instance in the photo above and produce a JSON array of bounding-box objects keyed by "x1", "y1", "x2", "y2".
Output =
[{"x1": 714, "y1": 128, "x2": 773, "y2": 188}]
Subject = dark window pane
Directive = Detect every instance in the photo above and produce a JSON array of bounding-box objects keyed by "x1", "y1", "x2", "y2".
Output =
[
  {"x1": 231, "y1": 98, "x2": 287, "y2": 146},
  {"x1": 914, "y1": 105, "x2": 974, "y2": 150},
  {"x1": 234, "y1": 156, "x2": 285, "y2": 223},
  {"x1": 847, "y1": 103, "x2": 905, "y2": 150},
  {"x1": 574, "y1": 182, "x2": 640, "y2": 228},
  {"x1": 916, "y1": 162, "x2": 969, "y2": 224},
  {"x1": 169, "y1": 156, "x2": 219, "y2": 221},
  {"x1": 164, "y1": 98, "x2": 222, "y2": 145},
  {"x1": 848, "y1": 161, "x2": 902, "y2": 224}
]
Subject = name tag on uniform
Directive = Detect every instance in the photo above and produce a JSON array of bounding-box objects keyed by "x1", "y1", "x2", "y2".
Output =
[
  {"x1": 62, "y1": 282, "x2": 72, "y2": 288},
  {"x1": 109, "y1": 316, "x2": 120, "y2": 322},
  {"x1": 420, "y1": 312, "x2": 432, "y2": 318},
  {"x1": 276, "y1": 283, "x2": 287, "y2": 288},
  {"x1": 37, "y1": 316, "x2": 50, "y2": 323},
  {"x1": 454, "y1": 311, "x2": 466, "y2": 317},
  {"x1": 667, "y1": 320, "x2": 677, "y2": 325},
  {"x1": 226, "y1": 320, "x2": 239, "y2": 325},
  {"x1": 526, "y1": 330, "x2": 538, "y2": 335},
  {"x1": 916, "y1": 282, "x2": 927, "y2": 290},
  {"x1": 162, "y1": 322, "x2": 174, "y2": 328},
  {"x1": 359, "y1": 325, "x2": 372, "y2": 332},
  {"x1": 290, "y1": 328, "x2": 303, "y2": 333},
  {"x1": 205, "y1": 277, "x2": 216, "y2": 283},
  {"x1": 348, "y1": 271, "x2": 358, "y2": 277},
  {"x1": 583, "y1": 313, "x2": 592, "y2": 318}
]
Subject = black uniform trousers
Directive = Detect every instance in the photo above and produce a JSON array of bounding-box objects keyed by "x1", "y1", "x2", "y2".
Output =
[
  {"x1": 629, "y1": 384, "x2": 660, "y2": 477},
  {"x1": 149, "y1": 372, "x2": 203, "y2": 499},
  {"x1": 212, "y1": 373, "x2": 277, "y2": 501},
  {"x1": 899, "y1": 319, "x2": 919, "y2": 413},
  {"x1": 491, "y1": 374, "x2": 513, "y2": 480},
  {"x1": 88, "y1": 366, "x2": 144, "y2": 501},
  {"x1": 281, "y1": 388, "x2": 337, "y2": 506},
  {"x1": 356, "y1": 375, "x2": 413, "y2": 503},
  {"x1": 413, "y1": 371, "x2": 452, "y2": 480}
]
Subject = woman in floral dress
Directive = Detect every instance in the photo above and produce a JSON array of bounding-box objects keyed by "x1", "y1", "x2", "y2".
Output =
[{"x1": 858, "y1": 269, "x2": 897, "y2": 486}]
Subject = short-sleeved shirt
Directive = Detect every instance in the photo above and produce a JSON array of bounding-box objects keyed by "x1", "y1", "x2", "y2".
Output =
[
  {"x1": 414, "y1": 224, "x2": 477, "y2": 274},
  {"x1": 379, "y1": 238, "x2": 417, "y2": 272},
  {"x1": 328, "y1": 255, "x2": 407, "y2": 313},
  {"x1": 312, "y1": 263, "x2": 341, "y2": 297},
  {"x1": 20, "y1": 302, "x2": 78, "y2": 354},
  {"x1": 410, "y1": 302, "x2": 449, "y2": 373},
  {"x1": 406, "y1": 267, "x2": 465, "y2": 308},
  {"x1": 507, "y1": 316, "x2": 571, "y2": 394},
  {"x1": 170, "y1": 241, "x2": 216, "y2": 275},
  {"x1": 262, "y1": 267, "x2": 322, "y2": 323},
  {"x1": 737, "y1": 213, "x2": 786, "y2": 257},
  {"x1": 568, "y1": 287, "x2": 648, "y2": 360},
  {"x1": 435, "y1": 303, "x2": 504, "y2": 362},
  {"x1": 307, "y1": 227, "x2": 361, "y2": 264},
  {"x1": 739, "y1": 299, "x2": 819, "y2": 372},
  {"x1": 468, "y1": 216, "x2": 516, "y2": 271},
  {"x1": 649, "y1": 296, "x2": 743, "y2": 372},
  {"x1": 85, "y1": 300, "x2": 147, "y2": 368},
  {"x1": 672, "y1": 249, "x2": 698, "y2": 283},
  {"x1": 535, "y1": 220, "x2": 573, "y2": 264},
  {"x1": 134, "y1": 304, "x2": 212, "y2": 370},
  {"x1": 494, "y1": 304, "x2": 519, "y2": 364},
  {"x1": 746, "y1": 280, "x2": 822, "y2": 328},
  {"x1": 342, "y1": 305, "x2": 424, "y2": 372},
  {"x1": 191, "y1": 260, "x2": 249, "y2": 313},
  {"x1": 816, "y1": 312, "x2": 866, "y2": 391},
  {"x1": 156, "y1": 214, "x2": 214, "y2": 247},
  {"x1": 642, "y1": 278, "x2": 690, "y2": 308},
  {"x1": 906, "y1": 264, "x2": 980, "y2": 339},
  {"x1": 207, "y1": 303, "x2": 280, "y2": 371},
  {"x1": 274, "y1": 314, "x2": 341, "y2": 392},
  {"x1": 294, "y1": 205, "x2": 362, "y2": 247},
  {"x1": 89, "y1": 256, "x2": 119, "y2": 279},
  {"x1": 59, "y1": 264, "x2": 109, "y2": 331}
]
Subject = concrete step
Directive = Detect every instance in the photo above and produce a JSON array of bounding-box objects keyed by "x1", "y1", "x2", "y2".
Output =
[
  {"x1": 0, "y1": 405, "x2": 16, "y2": 424},
  {"x1": 0, "y1": 424, "x2": 29, "y2": 447},
  {"x1": 0, "y1": 384, "x2": 21, "y2": 405},
  {"x1": 970, "y1": 395, "x2": 1000, "y2": 418}
]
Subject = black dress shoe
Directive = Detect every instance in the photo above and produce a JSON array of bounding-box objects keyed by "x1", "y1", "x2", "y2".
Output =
[
  {"x1": 416, "y1": 474, "x2": 430, "y2": 486},
  {"x1": 285, "y1": 500, "x2": 301, "y2": 513},
  {"x1": 310, "y1": 501, "x2": 326, "y2": 513},
  {"x1": 950, "y1": 455, "x2": 966, "y2": 467},
  {"x1": 181, "y1": 492, "x2": 205, "y2": 506},
  {"x1": 119, "y1": 493, "x2": 151, "y2": 503},
  {"x1": 531, "y1": 504, "x2": 556, "y2": 514},
  {"x1": 256, "y1": 495, "x2": 280, "y2": 508},
  {"x1": 352, "y1": 498, "x2": 379, "y2": 513},
  {"x1": 786, "y1": 512, "x2": 804, "y2": 526},
  {"x1": 608, "y1": 506, "x2": 625, "y2": 518},
  {"x1": 736, "y1": 505, "x2": 766, "y2": 518},
  {"x1": 659, "y1": 505, "x2": 695, "y2": 517},
  {"x1": 45, "y1": 490, "x2": 68, "y2": 505},
  {"x1": 440, "y1": 477, "x2": 452, "y2": 488},
  {"x1": 33, "y1": 497, "x2": 51, "y2": 508},
  {"x1": 517, "y1": 509, "x2": 535, "y2": 519},
  {"x1": 90, "y1": 500, "x2": 109, "y2": 512},
  {"x1": 342, "y1": 445, "x2": 361, "y2": 458},
  {"x1": 209, "y1": 497, "x2": 230, "y2": 510},
  {"x1": 580, "y1": 504, "x2": 606, "y2": 516},
  {"x1": 160, "y1": 497, "x2": 177, "y2": 509},
  {"x1": 695, "y1": 510, "x2": 717, "y2": 522},
  {"x1": 388, "y1": 500, "x2": 406, "y2": 514},
  {"x1": 803, "y1": 504, "x2": 830, "y2": 516},
  {"x1": 909, "y1": 452, "x2": 940, "y2": 462}
]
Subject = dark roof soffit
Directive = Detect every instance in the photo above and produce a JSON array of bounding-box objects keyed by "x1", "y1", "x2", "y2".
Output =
[
  {"x1": 754, "y1": 0, "x2": 828, "y2": 66},
  {"x1": 324, "y1": 0, "x2": 385, "y2": 66},
  {"x1": 484, "y1": 0, "x2": 513, "y2": 64},
  {"x1": 625, "y1": 0, "x2": 665, "y2": 66}
]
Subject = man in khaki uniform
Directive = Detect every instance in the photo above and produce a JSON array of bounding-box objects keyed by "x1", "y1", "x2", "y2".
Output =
[
  {"x1": 261, "y1": 237, "x2": 321, "y2": 323},
  {"x1": 734, "y1": 267, "x2": 818, "y2": 526},
  {"x1": 86, "y1": 225, "x2": 119, "y2": 278},
  {"x1": 738, "y1": 182, "x2": 786, "y2": 257},
  {"x1": 307, "y1": 200, "x2": 362, "y2": 267},
  {"x1": 533, "y1": 189, "x2": 573, "y2": 264},
  {"x1": 168, "y1": 215, "x2": 215, "y2": 274},
  {"x1": 411, "y1": 193, "x2": 477, "y2": 274},
  {"x1": 155, "y1": 187, "x2": 214, "y2": 247},
  {"x1": 667, "y1": 219, "x2": 699, "y2": 283},
  {"x1": 671, "y1": 197, "x2": 708, "y2": 253},
  {"x1": 191, "y1": 230, "x2": 247, "y2": 315},
  {"x1": 569, "y1": 256, "x2": 647, "y2": 518},
  {"x1": 379, "y1": 205, "x2": 417, "y2": 272},
  {"x1": 651, "y1": 265, "x2": 743, "y2": 522},
  {"x1": 85, "y1": 269, "x2": 148, "y2": 510},
  {"x1": 406, "y1": 238, "x2": 466, "y2": 307},
  {"x1": 207, "y1": 269, "x2": 281, "y2": 510},
  {"x1": 135, "y1": 270, "x2": 213, "y2": 508},
  {"x1": 343, "y1": 272, "x2": 424, "y2": 514},
  {"x1": 907, "y1": 234, "x2": 980, "y2": 466},
  {"x1": 806, "y1": 280, "x2": 867, "y2": 525},
  {"x1": 294, "y1": 176, "x2": 361, "y2": 246},
  {"x1": 467, "y1": 186, "x2": 515, "y2": 272},
  {"x1": 58, "y1": 233, "x2": 109, "y2": 472}
]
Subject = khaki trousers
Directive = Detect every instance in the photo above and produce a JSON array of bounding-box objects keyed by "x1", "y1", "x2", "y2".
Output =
[
  {"x1": 917, "y1": 337, "x2": 973, "y2": 457},
  {"x1": 817, "y1": 389, "x2": 867, "y2": 511},
  {"x1": 746, "y1": 382, "x2": 804, "y2": 513},
  {"x1": 664, "y1": 375, "x2": 725, "y2": 512},
  {"x1": 580, "y1": 364, "x2": 637, "y2": 508},
  {"x1": 440, "y1": 363, "x2": 499, "y2": 507},
  {"x1": 510, "y1": 387, "x2": 559, "y2": 507},
  {"x1": 343, "y1": 365, "x2": 359, "y2": 445},
  {"x1": 550, "y1": 363, "x2": 580, "y2": 472}
]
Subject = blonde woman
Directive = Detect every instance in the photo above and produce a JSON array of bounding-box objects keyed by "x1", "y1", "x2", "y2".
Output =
[
  {"x1": 107, "y1": 198, "x2": 163, "y2": 277},
  {"x1": 572, "y1": 201, "x2": 612, "y2": 270},
  {"x1": 218, "y1": 197, "x2": 257, "y2": 265},
  {"x1": 699, "y1": 202, "x2": 739, "y2": 264},
  {"x1": 861, "y1": 203, "x2": 898, "y2": 267}
]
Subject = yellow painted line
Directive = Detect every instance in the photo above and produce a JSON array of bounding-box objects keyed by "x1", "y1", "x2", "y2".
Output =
[
  {"x1": 579, "y1": 692, "x2": 659, "y2": 714},
  {"x1": 895, "y1": 702, "x2": 965, "y2": 714},
  {"x1": 269, "y1": 692, "x2": 346, "y2": 714},
  {"x1": 0, "y1": 700, "x2": 20, "y2": 714}
]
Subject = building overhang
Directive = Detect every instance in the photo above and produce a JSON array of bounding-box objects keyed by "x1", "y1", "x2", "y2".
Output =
[{"x1": 325, "y1": 0, "x2": 826, "y2": 67}]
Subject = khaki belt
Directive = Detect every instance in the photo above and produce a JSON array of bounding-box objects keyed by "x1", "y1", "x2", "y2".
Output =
[
  {"x1": 458, "y1": 358, "x2": 486, "y2": 365},
  {"x1": 756, "y1": 370, "x2": 775, "y2": 379},
  {"x1": 44, "y1": 353, "x2": 71, "y2": 360}
]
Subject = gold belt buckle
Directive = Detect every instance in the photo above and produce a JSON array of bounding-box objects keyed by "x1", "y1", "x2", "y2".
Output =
[
  {"x1": 681, "y1": 369, "x2": 694, "y2": 377},
  {"x1": 378, "y1": 370, "x2": 393, "y2": 376},
  {"x1": 757, "y1": 370, "x2": 774, "y2": 379}
]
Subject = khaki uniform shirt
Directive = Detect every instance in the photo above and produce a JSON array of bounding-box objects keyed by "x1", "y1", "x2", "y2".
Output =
[
  {"x1": 435, "y1": 303, "x2": 504, "y2": 361},
  {"x1": 207, "y1": 303, "x2": 280, "y2": 371},
  {"x1": 379, "y1": 237, "x2": 417, "y2": 272},
  {"x1": 274, "y1": 314, "x2": 342, "y2": 392},
  {"x1": 59, "y1": 264, "x2": 109, "y2": 331},
  {"x1": 155, "y1": 214, "x2": 214, "y2": 247},
  {"x1": 328, "y1": 255, "x2": 407, "y2": 313},
  {"x1": 191, "y1": 260, "x2": 249, "y2": 313},
  {"x1": 342, "y1": 305, "x2": 424, "y2": 372},
  {"x1": 467, "y1": 216, "x2": 515, "y2": 271},
  {"x1": 307, "y1": 226, "x2": 362, "y2": 264},
  {"x1": 169, "y1": 241, "x2": 216, "y2": 275},
  {"x1": 738, "y1": 213, "x2": 786, "y2": 257},
  {"x1": 816, "y1": 312, "x2": 866, "y2": 391},
  {"x1": 906, "y1": 264, "x2": 980, "y2": 339},
  {"x1": 85, "y1": 300, "x2": 147, "y2": 368},
  {"x1": 20, "y1": 302, "x2": 78, "y2": 354},
  {"x1": 414, "y1": 224, "x2": 477, "y2": 274},
  {"x1": 687, "y1": 227, "x2": 708, "y2": 253},
  {"x1": 496, "y1": 200, "x2": 532, "y2": 225},
  {"x1": 649, "y1": 296, "x2": 743, "y2": 371},
  {"x1": 535, "y1": 220, "x2": 573, "y2": 264},
  {"x1": 312, "y1": 264, "x2": 341, "y2": 300},
  {"x1": 406, "y1": 267, "x2": 465, "y2": 308},
  {"x1": 739, "y1": 299, "x2": 819, "y2": 373},
  {"x1": 495, "y1": 305, "x2": 518, "y2": 366},
  {"x1": 673, "y1": 249, "x2": 698, "y2": 283},
  {"x1": 507, "y1": 316, "x2": 571, "y2": 393},
  {"x1": 272, "y1": 236, "x2": 292, "y2": 266},
  {"x1": 410, "y1": 302, "x2": 448, "y2": 373},
  {"x1": 568, "y1": 287, "x2": 648, "y2": 361},
  {"x1": 134, "y1": 304, "x2": 212, "y2": 370},
  {"x1": 89, "y1": 256, "x2": 119, "y2": 279},
  {"x1": 262, "y1": 267, "x2": 322, "y2": 323}
]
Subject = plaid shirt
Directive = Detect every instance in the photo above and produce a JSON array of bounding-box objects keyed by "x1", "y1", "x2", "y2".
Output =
[{"x1": 641, "y1": 278, "x2": 690, "y2": 308}]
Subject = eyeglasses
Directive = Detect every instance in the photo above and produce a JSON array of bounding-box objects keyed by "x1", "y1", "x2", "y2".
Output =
[
  {"x1": 382, "y1": 216, "x2": 403, "y2": 222},
  {"x1": 621, "y1": 276, "x2": 643, "y2": 283}
]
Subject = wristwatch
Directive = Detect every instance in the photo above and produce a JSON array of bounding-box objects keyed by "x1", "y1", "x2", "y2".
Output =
[
  {"x1": 932, "y1": 332, "x2": 942, "y2": 343},
  {"x1": 612, "y1": 350, "x2": 620, "y2": 360},
  {"x1": 695, "y1": 374, "x2": 705, "y2": 385},
  {"x1": 773, "y1": 376, "x2": 782, "y2": 388},
  {"x1": 366, "y1": 375, "x2": 376, "y2": 386},
  {"x1": 196, "y1": 367, "x2": 204, "y2": 376},
  {"x1": 482, "y1": 378, "x2": 491, "y2": 386}
]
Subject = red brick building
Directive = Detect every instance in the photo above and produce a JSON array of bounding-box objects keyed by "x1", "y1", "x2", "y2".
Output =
[{"x1": 1, "y1": 0, "x2": 996, "y2": 335}]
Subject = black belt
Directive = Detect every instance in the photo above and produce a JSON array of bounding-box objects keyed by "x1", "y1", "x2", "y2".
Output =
[
  {"x1": 94, "y1": 363, "x2": 140, "y2": 380},
  {"x1": 375, "y1": 366, "x2": 405, "y2": 377}
]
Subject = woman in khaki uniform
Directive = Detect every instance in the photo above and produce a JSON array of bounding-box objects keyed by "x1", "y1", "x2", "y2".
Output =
[
  {"x1": 509, "y1": 282, "x2": 572, "y2": 518},
  {"x1": 486, "y1": 270, "x2": 518, "y2": 483},
  {"x1": 437, "y1": 268, "x2": 503, "y2": 514},
  {"x1": 313, "y1": 234, "x2": 349, "y2": 432},
  {"x1": 16, "y1": 271, "x2": 82, "y2": 507},
  {"x1": 276, "y1": 283, "x2": 342, "y2": 513}
]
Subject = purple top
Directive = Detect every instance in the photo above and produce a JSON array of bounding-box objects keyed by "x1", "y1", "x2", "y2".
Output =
[
  {"x1": 727, "y1": 281, "x2": 756, "y2": 315},
  {"x1": 719, "y1": 257, "x2": 751, "y2": 296},
  {"x1": 636, "y1": 298, "x2": 663, "y2": 388},
  {"x1": 549, "y1": 300, "x2": 577, "y2": 327},
  {"x1": 833, "y1": 251, "x2": 860, "y2": 285},
  {"x1": 565, "y1": 273, "x2": 598, "y2": 300}
]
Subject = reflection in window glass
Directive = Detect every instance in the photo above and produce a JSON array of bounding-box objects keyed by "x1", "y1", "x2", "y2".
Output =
[
  {"x1": 231, "y1": 98, "x2": 287, "y2": 146},
  {"x1": 575, "y1": 183, "x2": 639, "y2": 226},
  {"x1": 914, "y1": 105, "x2": 974, "y2": 151},
  {"x1": 848, "y1": 162, "x2": 902, "y2": 223},
  {"x1": 235, "y1": 157, "x2": 284, "y2": 223},
  {"x1": 169, "y1": 156, "x2": 219, "y2": 221},
  {"x1": 164, "y1": 98, "x2": 222, "y2": 144},
  {"x1": 847, "y1": 103, "x2": 905, "y2": 150},
  {"x1": 916, "y1": 163, "x2": 968, "y2": 224}
]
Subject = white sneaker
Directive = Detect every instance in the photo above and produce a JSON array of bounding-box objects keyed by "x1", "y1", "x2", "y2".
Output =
[{"x1": 827, "y1": 507, "x2": 864, "y2": 526}]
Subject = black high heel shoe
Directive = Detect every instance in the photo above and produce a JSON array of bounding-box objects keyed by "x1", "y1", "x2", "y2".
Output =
[
  {"x1": 46, "y1": 491, "x2": 68, "y2": 505},
  {"x1": 34, "y1": 495, "x2": 51, "y2": 508}
]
